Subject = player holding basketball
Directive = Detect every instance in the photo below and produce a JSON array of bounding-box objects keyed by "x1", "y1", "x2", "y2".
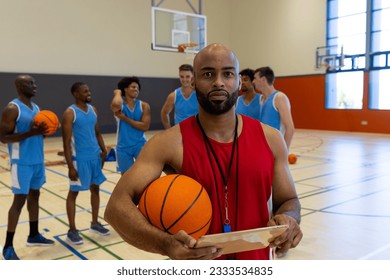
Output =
[
  {"x1": 0, "y1": 75, "x2": 55, "y2": 260},
  {"x1": 160, "y1": 64, "x2": 198, "y2": 128},
  {"x1": 62, "y1": 82, "x2": 110, "y2": 245},
  {"x1": 105, "y1": 44, "x2": 302, "y2": 260},
  {"x1": 253, "y1": 66, "x2": 295, "y2": 150},
  {"x1": 111, "y1": 76, "x2": 151, "y2": 175}
]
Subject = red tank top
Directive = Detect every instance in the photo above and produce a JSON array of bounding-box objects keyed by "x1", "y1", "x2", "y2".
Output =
[{"x1": 180, "y1": 115, "x2": 274, "y2": 260}]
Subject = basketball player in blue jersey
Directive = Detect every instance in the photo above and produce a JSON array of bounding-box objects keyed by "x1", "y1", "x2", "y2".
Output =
[
  {"x1": 161, "y1": 64, "x2": 198, "y2": 129},
  {"x1": 253, "y1": 67, "x2": 295, "y2": 150},
  {"x1": 235, "y1": 68, "x2": 261, "y2": 120},
  {"x1": 111, "y1": 76, "x2": 151, "y2": 175},
  {"x1": 62, "y1": 82, "x2": 110, "y2": 245},
  {"x1": 0, "y1": 75, "x2": 55, "y2": 260}
]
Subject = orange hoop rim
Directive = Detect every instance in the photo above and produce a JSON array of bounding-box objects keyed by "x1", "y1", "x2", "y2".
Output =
[{"x1": 178, "y1": 42, "x2": 199, "y2": 53}]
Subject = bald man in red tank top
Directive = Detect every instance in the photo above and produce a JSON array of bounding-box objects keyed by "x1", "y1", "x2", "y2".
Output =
[{"x1": 105, "y1": 44, "x2": 302, "y2": 260}]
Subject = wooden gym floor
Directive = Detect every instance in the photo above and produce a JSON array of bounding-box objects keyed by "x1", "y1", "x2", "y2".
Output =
[{"x1": 1, "y1": 129, "x2": 390, "y2": 260}]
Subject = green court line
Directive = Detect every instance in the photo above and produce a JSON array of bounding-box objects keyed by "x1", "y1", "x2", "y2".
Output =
[
  {"x1": 0, "y1": 178, "x2": 122, "y2": 260},
  {"x1": 54, "y1": 254, "x2": 74, "y2": 260},
  {"x1": 39, "y1": 185, "x2": 123, "y2": 259}
]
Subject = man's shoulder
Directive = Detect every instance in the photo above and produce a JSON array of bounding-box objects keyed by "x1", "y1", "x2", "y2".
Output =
[
  {"x1": 274, "y1": 91, "x2": 291, "y2": 107},
  {"x1": 139, "y1": 99, "x2": 150, "y2": 105},
  {"x1": 166, "y1": 90, "x2": 177, "y2": 99},
  {"x1": 241, "y1": 115, "x2": 269, "y2": 135},
  {"x1": 149, "y1": 125, "x2": 182, "y2": 147},
  {"x1": 5, "y1": 100, "x2": 19, "y2": 110},
  {"x1": 139, "y1": 100, "x2": 151, "y2": 111},
  {"x1": 274, "y1": 90, "x2": 287, "y2": 99}
]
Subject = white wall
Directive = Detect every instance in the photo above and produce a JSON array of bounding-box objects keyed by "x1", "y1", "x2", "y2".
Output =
[{"x1": 0, "y1": 0, "x2": 326, "y2": 77}]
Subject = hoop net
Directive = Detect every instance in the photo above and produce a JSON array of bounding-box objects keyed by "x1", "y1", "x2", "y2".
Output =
[
  {"x1": 178, "y1": 43, "x2": 199, "y2": 60},
  {"x1": 319, "y1": 63, "x2": 332, "y2": 70}
]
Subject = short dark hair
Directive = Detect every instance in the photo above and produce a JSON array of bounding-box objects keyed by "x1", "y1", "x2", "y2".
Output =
[
  {"x1": 117, "y1": 76, "x2": 141, "y2": 96},
  {"x1": 254, "y1": 67, "x2": 275, "y2": 85},
  {"x1": 71, "y1": 82, "x2": 86, "y2": 94},
  {"x1": 179, "y1": 64, "x2": 193, "y2": 73},
  {"x1": 239, "y1": 68, "x2": 255, "y2": 81}
]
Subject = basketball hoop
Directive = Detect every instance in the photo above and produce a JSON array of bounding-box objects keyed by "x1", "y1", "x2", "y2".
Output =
[
  {"x1": 319, "y1": 63, "x2": 331, "y2": 70},
  {"x1": 315, "y1": 45, "x2": 344, "y2": 71},
  {"x1": 177, "y1": 42, "x2": 199, "y2": 53},
  {"x1": 317, "y1": 63, "x2": 338, "y2": 72},
  {"x1": 178, "y1": 43, "x2": 199, "y2": 61}
]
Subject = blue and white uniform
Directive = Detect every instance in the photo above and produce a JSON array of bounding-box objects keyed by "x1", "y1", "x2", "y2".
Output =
[
  {"x1": 235, "y1": 94, "x2": 261, "y2": 121},
  {"x1": 69, "y1": 104, "x2": 106, "y2": 191},
  {"x1": 260, "y1": 91, "x2": 285, "y2": 135},
  {"x1": 116, "y1": 99, "x2": 147, "y2": 173},
  {"x1": 8, "y1": 98, "x2": 45, "y2": 195},
  {"x1": 173, "y1": 88, "x2": 198, "y2": 124}
]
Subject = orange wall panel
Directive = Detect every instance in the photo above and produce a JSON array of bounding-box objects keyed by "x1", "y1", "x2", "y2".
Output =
[{"x1": 275, "y1": 73, "x2": 390, "y2": 134}]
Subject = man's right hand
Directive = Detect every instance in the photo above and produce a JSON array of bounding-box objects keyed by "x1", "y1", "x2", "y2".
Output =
[
  {"x1": 30, "y1": 121, "x2": 48, "y2": 136},
  {"x1": 68, "y1": 167, "x2": 79, "y2": 181}
]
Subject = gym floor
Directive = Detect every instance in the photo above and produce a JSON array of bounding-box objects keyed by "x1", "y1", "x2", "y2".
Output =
[{"x1": 1, "y1": 129, "x2": 390, "y2": 260}]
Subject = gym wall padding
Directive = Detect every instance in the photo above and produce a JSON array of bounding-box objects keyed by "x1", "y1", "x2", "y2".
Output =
[{"x1": 0, "y1": 72, "x2": 179, "y2": 136}]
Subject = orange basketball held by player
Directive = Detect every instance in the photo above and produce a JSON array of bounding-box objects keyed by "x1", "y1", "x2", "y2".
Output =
[
  {"x1": 138, "y1": 174, "x2": 212, "y2": 240},
  {"x1": 288, "y1": 153, "x2": 297, "y2": 164},
  {"x1": 33, "y1": 110, "x2": 60, "y2": 136}
]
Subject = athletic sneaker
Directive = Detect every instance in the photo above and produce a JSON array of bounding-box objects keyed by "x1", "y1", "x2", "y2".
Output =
[
  {"x1": 90, "y1": 222, "x2": 110, "y2": 236},
  {"x1": 2, "y1": 246, "x2": 19, "y2": 260},
  {"x1": 66, "y1": 230, "x2": 83, "y2": 245},
  {"x1": 26, "y1": 233, "x2": 55, "y2": 246}
]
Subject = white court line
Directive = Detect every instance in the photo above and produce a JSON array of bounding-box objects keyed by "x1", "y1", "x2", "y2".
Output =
[{"x1": 358, "y1": 242, "x2": 390, "y2": 260}]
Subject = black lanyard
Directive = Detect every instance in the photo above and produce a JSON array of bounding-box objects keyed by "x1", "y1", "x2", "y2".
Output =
[{"x1": 196, "y1": 114, "x2": 238, "y2": 233}]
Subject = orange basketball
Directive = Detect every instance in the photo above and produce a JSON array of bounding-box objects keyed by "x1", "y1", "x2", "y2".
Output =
[
  {"x1": 138, "y1": 174, "x2": 212, "y2": 240},
  {"x1": 288, "y1": 153, "x2": 297, "y2": 164},
  {"x1": 33, "y1": 110, "x2": 60, "y2": 136}
]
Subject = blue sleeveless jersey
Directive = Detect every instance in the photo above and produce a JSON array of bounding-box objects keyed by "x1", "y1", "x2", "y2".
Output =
[
  {"x1": 116, "y1": 99, "x2": 147, "y2": 149},
  {"x1": 174, "y1": 88, "x2": 198, "y2": 124},
  {"x1": 235, "y1": 94, "x2": 261, "y2": 121},
  {"x1": 260, "y1": 91, "x2": 281, "y2": 130},
  {"x1": 8, "y1": 98, "x2": 44, "y2": 165},
  {"x1": 70, "y1": 104, "x2": 101, "y2": 161}
]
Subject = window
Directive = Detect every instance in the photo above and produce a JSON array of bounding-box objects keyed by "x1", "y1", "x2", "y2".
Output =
[
  {"x1": 326, "y1": 0, "x2": 390, "y2": 110},
  {"x1": 369, "y1": 0, "x2": 390, "y2": 109},
  {"x1": 326, "y1": 72, "x2": 364, "y2": 109},
  {"x1": 325, "y1": 0, "x2": 366, "y2": 109}
]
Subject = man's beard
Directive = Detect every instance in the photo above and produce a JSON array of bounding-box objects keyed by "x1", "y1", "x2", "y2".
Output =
[{"x1": 196, "y1": 87, "x2": 238, "y2": 115}]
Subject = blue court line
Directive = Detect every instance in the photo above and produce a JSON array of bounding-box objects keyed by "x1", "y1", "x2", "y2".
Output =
[
  {"x1": 298, "y1": 172, "x2": 390, "y2": 200},
  {"x1": 54, "y1": 235, "x2": 88, "y2": 260},
  {"x1": 53, "y1": 223, "x2": 122, "y2": 260},
  {"x1": 45, "y1": 166, "x2": 68, "y2": 178},
  {"x1": 301, "y1": 188, "x2": 390, "y2": 218},
  {"x1": 319, "y1": 210, "x2": 390, "y2": 218},
  {"x1": 44, "y1": 166, "x2": 113, "y2": 195},
  {"x1": 99, "y1": 188, "x2": 112, "y2": 195}
]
